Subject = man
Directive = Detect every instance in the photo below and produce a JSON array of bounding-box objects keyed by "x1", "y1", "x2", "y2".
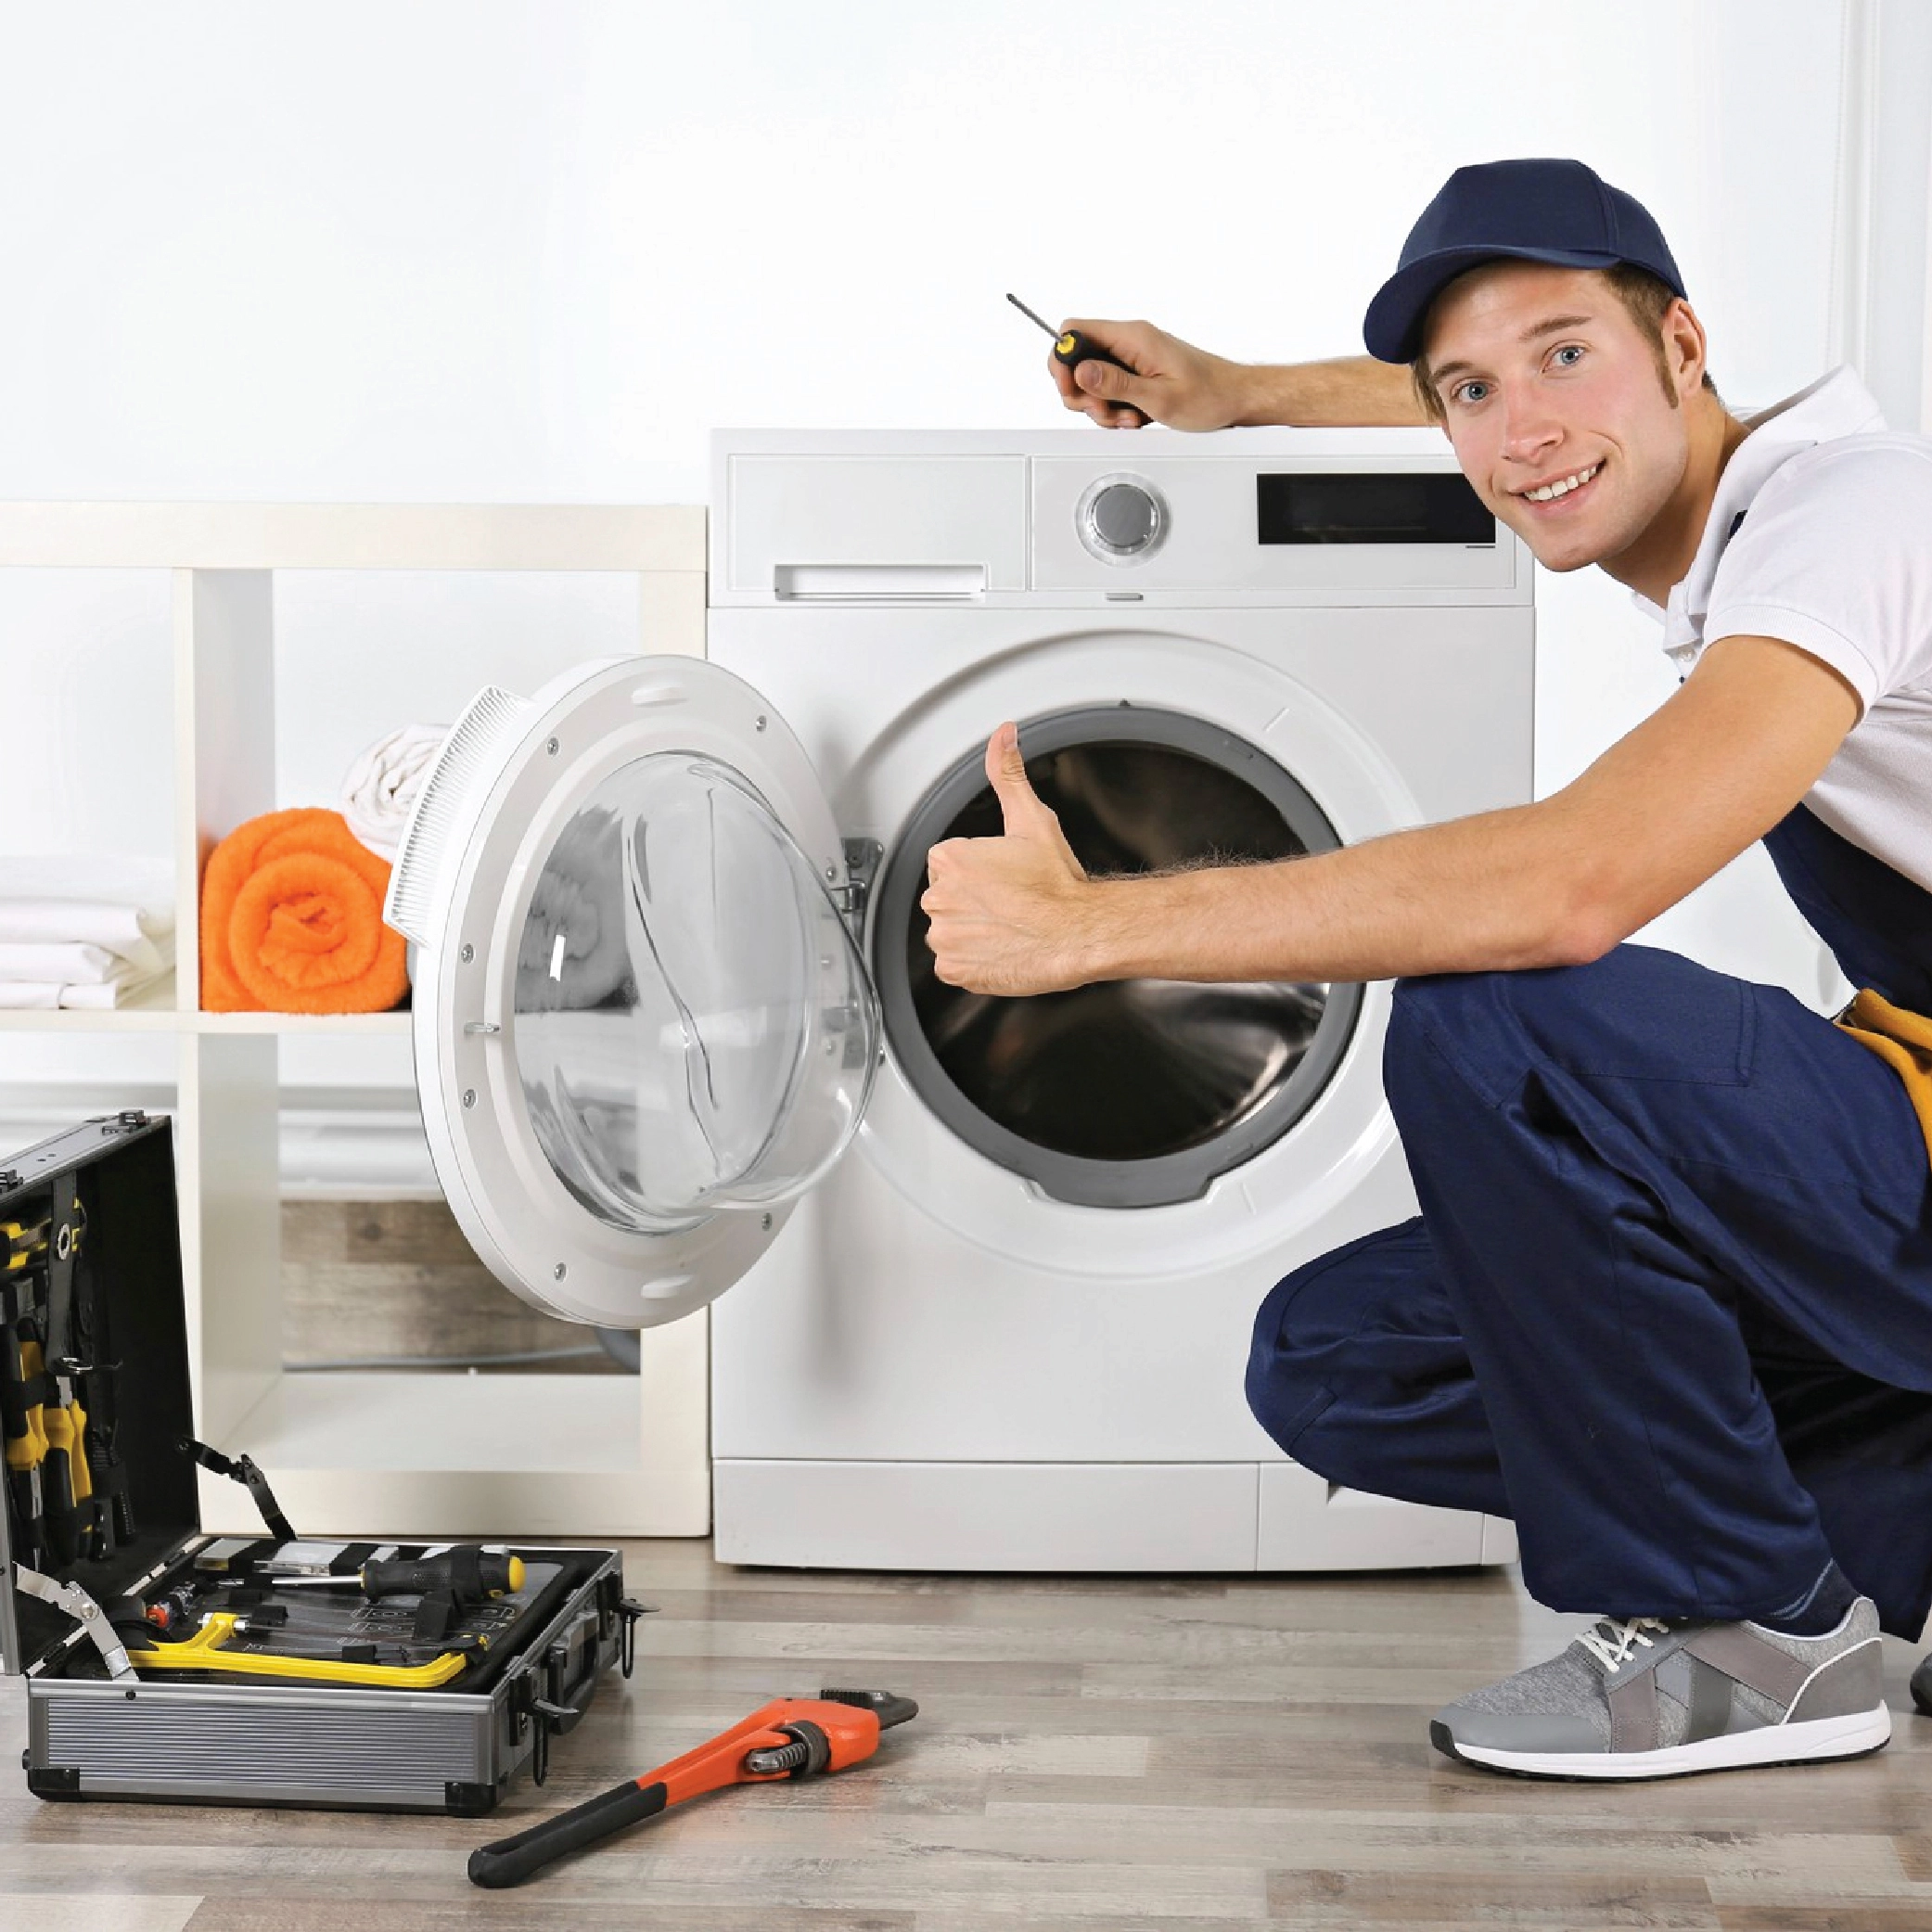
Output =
[{"x1": 920, "y1": 159, "x2": 1932, "y2": 1780}]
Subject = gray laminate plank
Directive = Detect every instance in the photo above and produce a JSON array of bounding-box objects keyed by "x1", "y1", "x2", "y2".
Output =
[
  {"x1": 0, "y1": 1900, "x2": 199, "y2": 1932},
  {"x1": 187, "y1": 1905, "x2": 914, "y2": 1931},
  {"x1": 1266, "y1": 1866, "x2": 1720, "y2": 1927}
]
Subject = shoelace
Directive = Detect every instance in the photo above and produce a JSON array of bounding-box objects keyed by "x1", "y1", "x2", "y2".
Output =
[{"x1": 1578, "y1": 1615, "x2": 1672, "y2": 1670}]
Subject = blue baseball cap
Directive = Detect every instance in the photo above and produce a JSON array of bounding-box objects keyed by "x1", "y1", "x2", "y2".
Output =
[{"x1": 1363, "y1": 159, "x2": 1687, "y2": 364}]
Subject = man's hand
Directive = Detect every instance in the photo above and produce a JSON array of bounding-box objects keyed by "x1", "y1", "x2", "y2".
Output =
[
  {"x1": 1050, "y1": 319, "x2": 1251, "y2": 430},
  {"x1": 921, "y1": 723, "x2": 1096, "y2": 995}
]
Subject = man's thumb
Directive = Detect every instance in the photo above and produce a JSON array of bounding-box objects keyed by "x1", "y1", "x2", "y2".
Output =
[
  {"x1": 985, "y1": 722, "x2": 1044, "y2": 831},
  {"x1": 1075, "y1": 358, "x2": 1145, "y2": 407}
]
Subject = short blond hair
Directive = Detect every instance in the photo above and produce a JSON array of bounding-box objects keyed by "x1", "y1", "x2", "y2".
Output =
[{"x1": 1410, "y1": 262, "x2": 1719, "y2": 422}]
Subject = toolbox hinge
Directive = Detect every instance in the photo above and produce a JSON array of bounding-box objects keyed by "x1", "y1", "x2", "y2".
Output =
[
  {"x1": 829, "y1": 838, "x2": 882, "y2": 939},
  {"x1": 13, "y1": 1566, "x2": 134, "y2": 1680}
]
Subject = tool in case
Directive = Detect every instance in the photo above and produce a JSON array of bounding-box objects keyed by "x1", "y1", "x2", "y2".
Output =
[{"x1": 1, "y1": 1113, "x2": 646, "y2": 1812}]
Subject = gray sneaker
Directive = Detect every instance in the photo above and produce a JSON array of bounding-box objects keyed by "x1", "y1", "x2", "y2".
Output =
[{"x1": 1432, "y1": 1597, "x2": 1890, "y2": 1780}]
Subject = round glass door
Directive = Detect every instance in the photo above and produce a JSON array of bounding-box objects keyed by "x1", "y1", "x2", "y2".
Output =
[{"x1": 511, "y1": 751, "x2": 879, "y2": 1235}]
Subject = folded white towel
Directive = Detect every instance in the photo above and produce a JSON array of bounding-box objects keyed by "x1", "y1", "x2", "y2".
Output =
[
  {"x1": 0, "y1": 940, "x2": 117, "y2": 982},
  {"x1": 0, "y1": 935, "x2": 173, "y2": 984},
  {"x1": 340, "y1": 723, "x2": 449, "y2": 861},
  {"x1": 0, "y1": 971, "x2": 167, "y2": 1010},
  {"x1": 55, "y1": 974, "x2": 167, "y2": 1010},
  {"x1": 0, "y1": 858, "x2": 174, "y2": 957}
]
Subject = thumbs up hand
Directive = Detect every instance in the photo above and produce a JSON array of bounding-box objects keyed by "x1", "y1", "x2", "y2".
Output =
[{"x1": 921, "y1": 723, "x2": 1094, "y2": 996}]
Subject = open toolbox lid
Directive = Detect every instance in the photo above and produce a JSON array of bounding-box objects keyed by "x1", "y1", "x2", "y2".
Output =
[
  {"x1": 384, "y1": 656, "x2": 880, "y2": 1330},
  {"x1": 0, "y1": 1114, "x2": 200, "y2": 1677}
]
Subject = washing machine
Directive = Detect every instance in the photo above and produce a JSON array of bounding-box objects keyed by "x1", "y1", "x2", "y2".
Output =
[{"x1": 387, "y1": 427, "x2": 1533, "y2": 1576}]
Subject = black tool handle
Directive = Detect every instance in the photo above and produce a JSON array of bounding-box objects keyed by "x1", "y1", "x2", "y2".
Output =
[
  {"x1": 1052, "y1": 327, "x2": 1134, "y2": 378},
  {"x1": 363, "y1": 1546, "x2": 513, "y2": 1603},
  {"x1": 1052, "y1": 329, "x2": 1145, "y2": 424},
  {"x1": 468, "y1": 1777, "x2": 668, "y2": 1887}
]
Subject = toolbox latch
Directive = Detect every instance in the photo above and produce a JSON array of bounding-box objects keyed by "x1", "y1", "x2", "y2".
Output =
[{"x1": 616, "y1": 1594, "x2": 653, "y2": 1678}]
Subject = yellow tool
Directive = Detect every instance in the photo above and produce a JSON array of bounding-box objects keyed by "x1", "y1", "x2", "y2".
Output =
[
  {"x1": 129, "y1": 1612, "x2": 481, "y2": 1690},
  {"x1": 14, "y1": 1567, "x2": 482, "y2": 1690},
  {"x1": 23, "y1": 1193, "x2": 99, "y2": 1559},
  {"x1": 5, "y1": 1199, "x2": 84, "y2": 1273},
  {"x1": 3, "y1": 1219, "x2": 49, "y2": 1273},
  {"x1": 6, "y1": 1338, "x2": 49, "y2": 1481},
  {"x1": 41, "y1": 1372, "x2": 90, "y2": 1511},
  {"x1": 2, "y1": 1303, "x2": 51, "y2": 1566}
]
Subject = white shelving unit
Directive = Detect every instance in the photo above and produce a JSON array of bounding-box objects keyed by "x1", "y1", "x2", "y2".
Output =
[{"x1": 0, "y1": 503, "x2": 711, "y2": 1538}]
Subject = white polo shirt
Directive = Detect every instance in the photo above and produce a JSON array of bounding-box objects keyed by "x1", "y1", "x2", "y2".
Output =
[{"x1": 1631, "y1": 367, "x2": 1932, "y2": 894}]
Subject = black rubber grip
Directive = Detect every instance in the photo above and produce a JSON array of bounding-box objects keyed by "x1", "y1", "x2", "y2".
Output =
[
  {"x1": 363, "y1": 1547, "x2": 512, "y2": 1604},
  {"x1": 467, "y1": 1778, "x2": 667, "y2": 1887},
  {"x1": 1050, "y1": 330, "x2": 1145, "y2": 423},
  {"x1": 1051, "y1": 328, "x2": 1134, "y2": 376}
]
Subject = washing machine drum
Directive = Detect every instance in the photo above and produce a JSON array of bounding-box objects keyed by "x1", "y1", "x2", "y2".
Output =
[
  {"x1": 386, "y1": 657, "x2": 878, "y2": 1328},
  {"x1": 872, "y1": 705, "x2": 1361, "y2": 1209}
]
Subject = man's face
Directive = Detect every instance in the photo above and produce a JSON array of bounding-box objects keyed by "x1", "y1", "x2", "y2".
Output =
[{"x1": 1421, "y1": 262, "x2": 1695, "y2": 575}]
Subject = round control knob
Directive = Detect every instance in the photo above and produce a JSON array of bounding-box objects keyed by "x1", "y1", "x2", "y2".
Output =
[
  {"x1": 1077, "y1": 475, "x2": 1167, "y2": 563},
  {"x1": 1093, "y1": 483, "x2": 1157, "y2": 550}
]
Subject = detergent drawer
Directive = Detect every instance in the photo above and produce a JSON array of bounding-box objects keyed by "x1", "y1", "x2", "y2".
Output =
[{"x1": 720, "y1": 453, "x2": 1028, "y2": 597}]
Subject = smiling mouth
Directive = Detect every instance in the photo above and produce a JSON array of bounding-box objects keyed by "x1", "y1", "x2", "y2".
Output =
[
  {"x1": 1515, "y1": 459, "x2": 1607, "y2": 505},
  {"x1": 1516, "y1": 461, "x2": 1602, "y2": 505}
]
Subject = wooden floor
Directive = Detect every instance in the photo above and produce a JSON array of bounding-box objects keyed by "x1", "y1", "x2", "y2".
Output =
[{"x1": 5, "y1": 1542, "x2": 1932, "y2": 1928}]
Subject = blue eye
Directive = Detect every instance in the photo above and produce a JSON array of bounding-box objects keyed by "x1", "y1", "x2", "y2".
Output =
[
  {"x1": 1553, "y1": 344, "x2": 1585, "y2": 367},
  {"x1": 1452, "y1": 380, "x2": 1491, "y2": 405}
]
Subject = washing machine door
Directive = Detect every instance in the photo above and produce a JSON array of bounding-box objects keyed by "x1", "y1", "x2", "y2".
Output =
[{"x1": 384, "y1": 657, "x2": 879, "y2": 1327}]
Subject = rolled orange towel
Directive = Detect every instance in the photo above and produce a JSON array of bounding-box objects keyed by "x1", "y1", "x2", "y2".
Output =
[{"x1": 200, "y1": 808, "x2": 408, "y2": 1015}]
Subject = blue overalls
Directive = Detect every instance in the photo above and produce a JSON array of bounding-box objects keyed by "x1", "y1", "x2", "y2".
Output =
[{"x1": 1246, "y1": 805, "x2": 1932, "y2": 1640}]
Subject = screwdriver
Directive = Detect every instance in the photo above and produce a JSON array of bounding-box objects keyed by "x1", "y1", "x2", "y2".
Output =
[
  {"x1": 265, "y1": 1546, "x2": 525, "y2": 1606},
  {"x1": 1006, "y1": 294, "x2": 1145, "y2": 421}
]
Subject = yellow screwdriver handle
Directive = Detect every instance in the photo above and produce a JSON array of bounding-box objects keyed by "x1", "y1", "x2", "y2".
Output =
[
  {"x1": 43, "y1": 1393, "x2": 90, "y2": 1503},
  {"x1": 6, "y1": 1339, "x2": 48, "y2": 1472}
]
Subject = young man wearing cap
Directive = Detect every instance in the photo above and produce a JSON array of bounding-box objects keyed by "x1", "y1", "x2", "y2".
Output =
[{"x1": 921, "y1": 159, "x2": 1932, "y2": 1780}]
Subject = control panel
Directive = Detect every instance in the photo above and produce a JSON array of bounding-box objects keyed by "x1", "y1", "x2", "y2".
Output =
[{"x1": 712, "y1": 429, "x2": 1529, "y2": 607}]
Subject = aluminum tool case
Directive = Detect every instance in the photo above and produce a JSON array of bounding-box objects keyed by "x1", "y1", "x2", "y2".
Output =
[{"x1": 2, "y1": 1115, "x2": 639, "y2": 1813}]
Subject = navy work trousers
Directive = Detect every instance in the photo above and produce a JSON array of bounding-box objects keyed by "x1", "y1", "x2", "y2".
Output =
[{"x1": 1246, "y1": 938, "x2": 1932, "y2": 1641}]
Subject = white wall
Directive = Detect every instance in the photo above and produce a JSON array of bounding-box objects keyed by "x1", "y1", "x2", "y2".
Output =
[
  {"x1": 0, "y1": 0, "x2": 1849, "y2": 501},
  {"x1": 0, "y1": 0, "x2": 1888, "y2": 1127}
]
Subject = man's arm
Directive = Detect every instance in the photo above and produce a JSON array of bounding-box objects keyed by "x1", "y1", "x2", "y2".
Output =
[
  {"x1": 1050, "y1": 317, "x2": 1427, "y2": 429},
  {"x1": 922, "y1": 638, "x2": 1861, "y2": 994}
]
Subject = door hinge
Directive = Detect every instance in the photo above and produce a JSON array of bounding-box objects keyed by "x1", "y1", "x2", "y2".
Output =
[{"x1": 830, "y1": 838, "x2": 882, "y2": 938}]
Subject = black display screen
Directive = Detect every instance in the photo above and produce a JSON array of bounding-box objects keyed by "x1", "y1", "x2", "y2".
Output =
[{"x1": 1257, "y1": 471, "x2": 1494, "y2": 545}]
